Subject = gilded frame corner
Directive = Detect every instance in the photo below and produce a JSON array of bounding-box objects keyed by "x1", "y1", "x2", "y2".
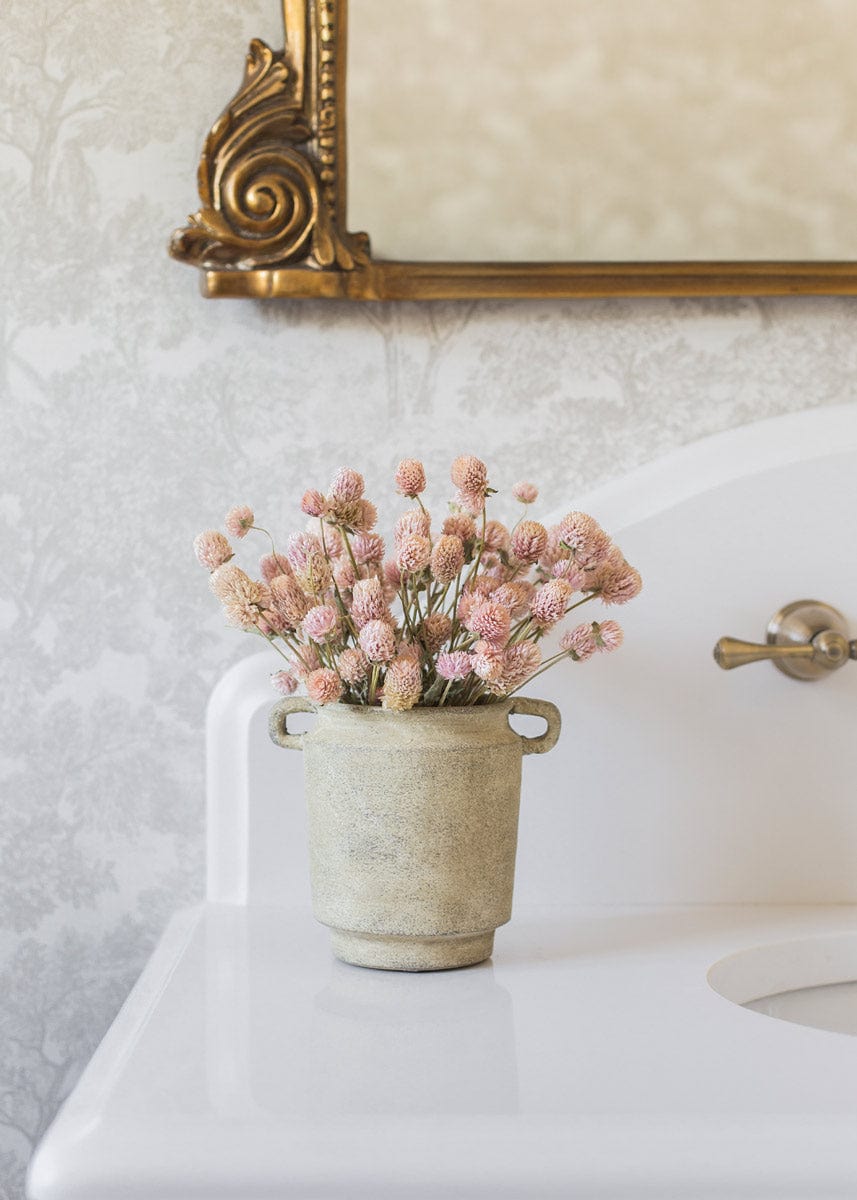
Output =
[{"x1": 170, "y1": 0, "x2": 857, "y2": 301}]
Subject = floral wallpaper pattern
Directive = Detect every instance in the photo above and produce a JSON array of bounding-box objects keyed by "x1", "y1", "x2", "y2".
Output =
[{"x1": 1, "y1": 3, "x2": 856, "y2": 1196}]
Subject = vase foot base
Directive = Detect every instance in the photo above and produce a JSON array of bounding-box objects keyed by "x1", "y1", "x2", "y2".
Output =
[{"x1": 329, "y1": 928, "x2": 495, "y2": 971}]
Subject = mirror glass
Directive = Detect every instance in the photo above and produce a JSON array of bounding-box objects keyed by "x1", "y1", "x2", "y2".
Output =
[{"x1": 347, "y1": 0, "x2": 857, "y2": 262}]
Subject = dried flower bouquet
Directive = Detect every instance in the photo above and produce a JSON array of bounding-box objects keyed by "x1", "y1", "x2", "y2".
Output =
[{"x1": 194, "y1": 456, "x2": 641, "y2": 709}]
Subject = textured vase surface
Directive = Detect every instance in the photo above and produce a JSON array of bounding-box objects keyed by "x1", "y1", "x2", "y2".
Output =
[{"x1": 270, "y1": 697, "x2": 560, "y2": 970}]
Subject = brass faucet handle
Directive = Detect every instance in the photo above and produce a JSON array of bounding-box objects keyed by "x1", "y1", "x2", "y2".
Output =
[
  {"x1": 713, "y1": 600, "x2": 854, "y2": 682},
  {"x1": 713, "y1": 637, "x2": 815, "y2": 671}
]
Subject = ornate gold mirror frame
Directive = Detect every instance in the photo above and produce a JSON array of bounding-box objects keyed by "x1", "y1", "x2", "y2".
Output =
[{"x1": 169, "y1": 0, "x2": 857, "y2": 300}]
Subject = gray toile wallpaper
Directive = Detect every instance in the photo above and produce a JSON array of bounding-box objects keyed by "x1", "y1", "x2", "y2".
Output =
[{"x1": 1, "y1": 3, "x2": 856, "y2": 1196}]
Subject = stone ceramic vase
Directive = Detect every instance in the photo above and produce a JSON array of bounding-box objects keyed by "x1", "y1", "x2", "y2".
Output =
[{"x1": 269, "y1": 697, "x2": 561, "y2": 971}]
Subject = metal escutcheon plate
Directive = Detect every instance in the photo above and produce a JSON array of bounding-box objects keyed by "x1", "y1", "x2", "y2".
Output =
[{"x1": 767, "y1": 600, "x2": 850, "y2": 680}]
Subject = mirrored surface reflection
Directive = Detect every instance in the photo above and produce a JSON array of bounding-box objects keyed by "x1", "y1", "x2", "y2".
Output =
[
  {"x1": 205, "y1": 912, "x2": 518, "y2": 1118},
  {"x1": 307, "y1": 959, "x2": 519, "y2": 1115}
]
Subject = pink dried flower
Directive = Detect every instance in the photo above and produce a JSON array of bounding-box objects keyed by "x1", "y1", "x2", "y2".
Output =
[
  {"x1": 436, "y1": 651, "x2": 472, "y2": 681},
  {"x1": 467, "y1": 599, "x2": 511, "y2": 647},
  {"x1": 442, "y1": 514, "x2": 477, "y2": 542},
  {"x1": 395, "y1": 509, "x2": 431, "y2": 544},
  {"x1": 454, "y1": 489, "x2": 486, "y2": 517},
  {"x1": 306, "y1": 668, "x2": 343, "y2": 705},
  {"x1": 598, "y1": 562, "x2": 643, "y2": 606},
  {"x1": 560, "y1": 622, "x2": 597, "y2": 661},
  {"x1": 292, "y1": 645, "x2": 321, "y2": 680},
  {"x1": 499, "y1": 642, "x2": 542, "y2": 693},
  {"x1": 395, "y1": 458, "x2": 427, "y2": 497},
  {"x1": 302, "y1": 604, "x2": 339, "y2": 642},
  {"x1": 430, "y1": 534, "x2": 465, "y2": 584},
  {"x1": 337, "y1": 646, "x2": 370, "y2": 685},
  {"x1": 467, "y1": 573, "x2": 500, "y2": 599},
  {"x1": 287, "y1": 532, "x2": 331, "y2": 593},
  {"x1": 334, "y1": 559, "x2": 358, "y2": 591},
  {"x1": 559, "y1": 512, "x2": 612, "y2": 569},
  {"x1": 551, "y1": 558, "x2": 588, "y2": 589},
  {"x1": 397, "y1": 534, "x2": 432, "y2": 573},
  {"x1": 321, "y1": 526, "x2": 344, "y2": 559},
  {"x1": 329, "y1": 467, "x2": 364, "y2": 502},
  {"x1": 451, "y1": 455, "x2": 488, "y2": 495},
  {"x1": 471, "y1": 644, "x2": 504, "y2": 683},
  {"x1": 492, "y1": 581, "x2": 535, "y2": 617},
  {"x1": 301, "y1": 489, "x2": 326, "y2": 518},
  {"x1": 530, "y1": 578, "x2": 574, "y2": 629},
  {"x1": 259, "y1": 552, "x2": 292, "y2": 583},
  {"x1": 457, "y1": 591, "x2": 481, "y2": 626},
  {"x1": 225, "y1": 505, "x2": 254, "y2": 539},
  {"x1": 358, "y1": 619, "x2": 397, "y2": 663},
  {"x1": 269, "y1": 574, "x2": 311, "y2": 628},
  {"x1": 595, "y1": 619, "x2": 624, "y2": 651},
  {"x1": 382, "y1": 654, "x2": 423, "y2": 711},
  {"x1": 325, "y1": 495, "x2": 377, "y2": 533},
  {"x1": 419, "y1": 612, "x2": 453, "y2": 654},
  {"x1": 271, "y1": 670, "x2": 298, "y2": 695},
  {"x1": 353, "y1": 499, "x2": 377, "y2": 532},
  {"x1": 483, "y1": 520, "x2": 511, "y2": 554},
  {"x1": 383, "y1": 559, "x2": 402, "y2": 592},
  {"x1": 511, "y1": 520, "x2": 548, "y2": 564},
  {"x1": 212, "y1": 568, "x2": 273, "y2": 632},
  {"x1": 352, "y1": 532, "x2": 385, "y2": 565},
  {"x1": 351, "y1": 577, "x2": 391, "y2": 628},
  {"x1": 539, "y1": 525, "x2": 566, "y2": 572},
  {"x1": 194, "y1": 530, "x2": 233, "y2": 571},
  {"x1": 513, "y1": 481, "x2": 538, "y2": 504}
]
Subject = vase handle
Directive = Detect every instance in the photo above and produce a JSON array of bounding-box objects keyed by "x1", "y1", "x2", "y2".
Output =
[
  {"x1": 509, "y1": 697, "x2": 561, "y2": 755},
  {"x1": 269, "y1": 698, "x2": 316, "y2": 750}
]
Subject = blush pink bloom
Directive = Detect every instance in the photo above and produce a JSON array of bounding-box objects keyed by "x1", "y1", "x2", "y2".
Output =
[
  {"x1": 321, "y1": 526, "x2": 344, "y2": 559},
  {"x1": 351, "y1": 577, "x2": 390, "y2": 628},
  {"x1": 397, "y1": 534, "x2": 432, "y2": 573},
  {"x1": 513, "y1": 481, "x2": 538, "y2": 504},
  {"x1": 395, "y1": 509, "x2": 431, "y2": 544},
  {"x1": 456, "y1": 591, "x2": 481, "y2": 626},
  {"x1": 306, "y1": 668, "x2": 343, "y2": 705},
  {"x1": 492, "y1": 581, "x2": 535, "y2": 617},
  {"x1": 454, "y1": 489, "x2": 485, "y2": 517},
  {"x1": 259, "y1": 551, "x2": 292, "y2": 582},
  {"x1": 300, "y1": 489, "x2": 326, "y2": 518},
  {"x1": 436, "y1": 651, "x2": 472, "y2": 681},
  {"x1": 451, "y1": 454, "x2": 488, "y2": 494},
  {"x1": 225, "y1": 505, "x2": 254, "y2": 539},
  {"x1": 329, "y1": 467, "x2": 364, "y2": 502},
  {"x1": 302, "y1": 604, "x2": 339, "y2": 641},
  {"x1": 287, "y1": 532, "x2": 332, "y2": 593},
  {"x1": 358, "y1": 619, "x2": 397, "y2": 663},
  {"x1": 430, "y1": 534, "x2": 465, "y2": 584},
  {"x1": 382, "y1": 654, "x2": 423, "y2": 711},
  {"x1": 419, "y1": 612, "x2": 453, "y2": 654},
  {"x1": 194, "y1": 530, "x2": 233, "y2": 571},
  {"x1": 291, "y1": 645, "x2": 321, "y2": 680},
  {"x1": 530, "y1": 578, "x2": 574, "y2": 629},
  {"x1": 471, "y1": 645, "x2": 504, "y2": 684},
  {"x1": 270, "y1": 574, "x2": 311, "y2": 628},
  {"x1": 551, "y1": 558, "x2": 589, "y2": 589},
  {"x1": 499, "y1": 642, "x2": 542, "y2": 692},
  {"x1": 560, "y1": 622, "x2": 597, "y2": 661},
  {"x1": 211, "y1": 568, "x2": 274, "y2": 632},
  {"x1": 511, "y1": 519, "x2": 548, "y2": 564},
  {"x1": 383, "y1": 559, "x2": 402, "y2": 592},
  {"x1": 595, "y1": 619, "x2": 624, "y2": 651},
  {"x1": 395, "y1": 458, "x2": 427, "y2": 497},
  {"x1": 334, "y1": 560, "x2": 358, "y2": 591},
  {"x1": 483, "y1": 520, "x2": 511, "y2": 554},
  {"x1": 271, "y1": 670, "x2": 298, "y2": 695},
  {"x1": 598, "y1": 562, "x2": 643, "y2": 605},
  {"x1": 467, "y1": 599, "x2": 511, "y2": 647},
  {"x1": 442, "y1": 514, "x2": 477, "y2": 542},
  {"x1": 337, "y1": 646, "x2": 370, "y2": 685},
  {"x1": 352, "y1": 532, "x2": 386, "y2": 565},
  {"x1": 559, "y1": 512, "x2": 612, "y2": 569}
]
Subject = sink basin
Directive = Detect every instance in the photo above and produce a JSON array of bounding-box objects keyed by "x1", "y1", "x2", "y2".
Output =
[{"x1": 709, "y1": 932, "x2": 857, "y2": 1036}]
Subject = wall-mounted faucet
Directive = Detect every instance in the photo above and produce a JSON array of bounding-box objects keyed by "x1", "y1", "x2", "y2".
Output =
[{"x1": 714, "y1": 600, "x2": 857, "y2": 681}]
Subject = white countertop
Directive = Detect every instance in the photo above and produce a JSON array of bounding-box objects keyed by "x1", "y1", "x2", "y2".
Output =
[{"x1": 27, "y1": 903, "x2": 857, "y2": 1200}]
